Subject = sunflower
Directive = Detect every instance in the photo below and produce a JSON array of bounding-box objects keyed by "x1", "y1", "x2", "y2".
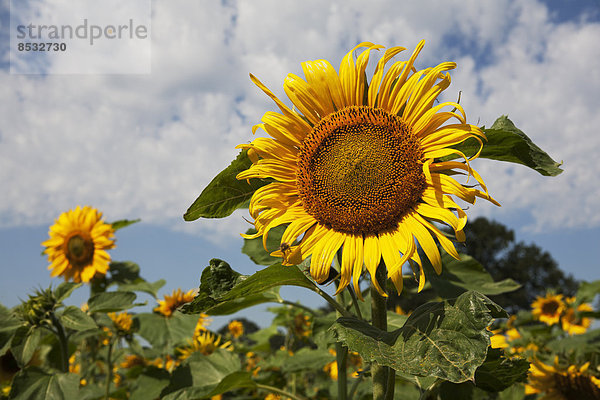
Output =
[
  {"x1": 42, "y1": 206, "x2": 115, "y2": 283},
  {"x1": 228, "y1": 320, "x2": 244, "y2": 338},
  {"x1": 108, "y1": 311, "x2": 133, "y2": 334},
  {"x1": 531, "y1": 293, "x2": 565, "y2": 326},
  {"x1": 237, "y1": 41, "x2": 498, "y2": 296},
  {"x1": 154, "y1": 288, "x2": 195, "y2": 317},
  {"x1": 561, "y1": 297, "x2": 593, "y2": 335},
  {"x1": 525, "y1": 357, "x2": 600, "y2": 399},
  {"x1": 177, "y1": 331, "x2": 232, "y2": 360}
]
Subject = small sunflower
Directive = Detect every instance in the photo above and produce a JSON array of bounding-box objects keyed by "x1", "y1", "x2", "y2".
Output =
[
  {"x1": 562, "y1": 298, "x2": 593, "y2": 335},
  {"x1": 237, "y1": 41, "x2": 498, "y2": 296},
  {"x1": 178, "y1": 331, "x2": 232, "y2": 360},
  {"x1": 228, "y1": 320, "x2": 244, "y2": 338},
  {"x1": 154, "y1": 288, "x2": 195, "y2": 317},
  {"x1": 531, "y1": 293, "x2": 565, "y2": 326},
  {"x1": 108, "y1": 311, "x2": 133, "y2": 334},
  {"x1": 42, "y1": 206, "x2": 115, "y2": 283},
  {"x1": 525, "y1": 357, "x2": 600, "y2": 399}
]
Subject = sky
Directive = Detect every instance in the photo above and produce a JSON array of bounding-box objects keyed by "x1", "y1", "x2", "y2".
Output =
[{"x1": 1, "y1": 0, "x2": 599, "y2": 328}]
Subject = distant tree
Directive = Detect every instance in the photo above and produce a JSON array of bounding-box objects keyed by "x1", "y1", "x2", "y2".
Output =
[{"x1": 459, "y1": 217, "x2": 579, "y2": 312}]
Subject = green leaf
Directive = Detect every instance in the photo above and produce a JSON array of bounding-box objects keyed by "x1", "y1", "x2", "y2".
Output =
[
  {"x1": 53, "y1": 282, "x2": 82, "y2": 303},
  {"x1": 161, "y1": 350, "x2": 243, "y2": 399},
  {"x1": 330, "y1": 291, "x2": 506, "y2": 383},
  {"x1": 474, "y1": 348, "x2": 529, "y2": 392},
  {"x1": 205, "y1": 288, "x2": 281, "y2": 315},
  {"x1": 202, "y1": 371, "x2": 257, "y2": 398},
  {"x1": 452, "y1": 115, "x2": 563, "y2": 176},
  {"x1": 426, "y1": 252, "x2": 521, "y2": 298},
  {"x1": 118, "y1": 279, "x2": 166, "y2": 299},
  {"x1": 183, "y1": 149, "x2": 270, "y2": 220},
  {"x1": 135, "y1": 312, "x2": 199, "y2": 351},
  {"x1": 87, "y1": 291, "x2": 137, "y2": 313},
  {"x1": 9, "y1": 367, "x2": 80, "y2": 400},
  {"x1": 576, "y1": 280, "x2": 600, "y2": 303},
  {"x1": 182, "y1": 259, "x2": 316, "y2": 315},
  {"x1": 242, "y1": 226, "x2": 286, "y2": 265},
  {"x1": 109, "y1": 261, "x2": 142, "y2": 284},
  {"x1": 130, "y1": 367, "x2": 171, "y2": 400},
  {"x1": 59, "y1": 306, "x2": 97, "y2": 331},
  {"x1": 277, "y1": 347, "x2": 335, "y2": 372},
  {"x1": 10, "y1": 326, "x2": 42, "y2": 367},
  {"x1": 0, "y1": 305, "x2": 23, "y2": 356},
  {"x1": 109, "y1": 218, "x2": 141, "y2": 231}
]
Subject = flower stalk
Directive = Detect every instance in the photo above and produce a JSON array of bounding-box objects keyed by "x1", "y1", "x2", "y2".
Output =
[{"x1": 371, "y1": 262, "x2": 390, "y2": 400}]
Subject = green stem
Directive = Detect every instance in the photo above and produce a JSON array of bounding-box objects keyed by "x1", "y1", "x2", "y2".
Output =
[
  {"x1": 384, "y1": 369, "x2": 396, "y2": 400},
  {"x1": 371, "y1": 261, "x2": 389, "y2": 400},
  {"x1": 104, "y1": 340, "x2": 114, "y2": 400},
  {"x1": 278, "y1": 299, "x2": 318, "y2": 315},
  {"x1": 50, "y1": 314, "x2": 69, "y2": 373},
  {"x1": 256, "y1": 383, "x2": 309, "y2": 400},
  {"x1": 347, "y1": 285, "x2": 364, "y2": 320},
  {"x1": 336, "y1": 341, "x2": 348, "y2": 400},
  {"x1": 310, "y1": 286, "x2": 353, "y2": 318},
  {"x1": 348, "y1": 373, "x2": 363, "y2": 400}
]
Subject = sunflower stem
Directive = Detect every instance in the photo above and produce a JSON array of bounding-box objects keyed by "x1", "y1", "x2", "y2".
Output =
[
  {"x1": 336, "y1": 291, "x2": 349, "y2": 400},
  {"x1": 256, "y1": 383, "x2": 309, "y2": 400},
  {"x1": 104, "y1": 340, "x2": 114, "y2": 400},
  {"x1": 310, "y1": 286, "x2": 353, "y2": 318},
  {"x1": 278, "y1": 299, "x2": 318, "y2": 315},
  {"x1": 50, "y1": 314, "x2": 69, "y2": 373},
  {"x1": 371, "y1": 262, "x2": 389, "y2": 400}
]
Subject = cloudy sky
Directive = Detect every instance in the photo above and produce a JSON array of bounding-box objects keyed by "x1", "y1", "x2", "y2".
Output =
[{"x1": 1, "y1": 0, "x2": 599, "y2": 325}]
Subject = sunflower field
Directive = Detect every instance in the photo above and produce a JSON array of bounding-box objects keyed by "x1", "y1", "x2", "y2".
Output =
[{"x1": 1, "y1": 42, "x2": 599, "y2": 400}]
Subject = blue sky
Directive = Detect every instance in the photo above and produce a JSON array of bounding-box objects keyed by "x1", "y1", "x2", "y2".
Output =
[{"x1": 1, "y1": 0, "x2": 599, "y2": 328}]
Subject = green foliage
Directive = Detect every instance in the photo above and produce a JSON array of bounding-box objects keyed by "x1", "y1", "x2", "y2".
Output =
[
  {"x1": 109, "y1": 218, "x2": 141, "y2": 231},
  {"x1": 58, "y1": 306, "x2": 97, "y2": 331},
  {"x1": 330, "y1": 291, "x2": 506, "y2": 383},
  {"x1": 473, "y1": 349, "x2": 529, "y2": 392},
  {"x1": 135, "y1": 312, "x2": 199, "y2": 351},
  {"x1": 183, "y1": 150, "x2": 269, "y2": 221},
  {"x1": 9, "y1": 367, "x2": 80, "y2": 400},
  {"x1": 452, "y1": 115, "x2": 563, "y2": 176},
  {"x1": 242, "y1": 226, "x2": 286, "y2": 265},
  {"x1": 182, "y1": 259, "x2": 316, "y2": 315},
  {"x1": 87, "y1": 291, "x2": 138, "y2": 313}
]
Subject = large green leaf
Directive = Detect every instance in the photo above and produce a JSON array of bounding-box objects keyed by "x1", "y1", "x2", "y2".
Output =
[
  {"x1": 184, "y1": 149, "x2": 269, "y2": 220},
  {"x1": 330, "y1": 291, "x2": 506, "y2": 383},
  {"x1": 426, "y1": 252, "x2": 521, "y2": 298},
  {"x1": 117, "y1": 279, "x2": 166, "y2": 299},
  {"x1": 135, "y1": 312, "x2": 199, "y2": 351},
  {"x1": 182, "y1": 259, "x2": 316, "y2": 315},
  {"x1": 451, "y1": 115, "x2": 563, "y2": 176},
  {"x1": 10, "y1": 326, "x2": 42, "y2": 367},
  {"x1": 87, "y1": 291, "x2": 137, "y2": 313},
  {"x1": 242, "y1": 226, "x2": 286, "y2": 265},
  {"x1": 474, "y1": 348, "x2": 529, "y2": 392},
  {"x1": 53, "y1": 282, "x2": 82, "y2": 303},
  {"x1": 9, "y1": 367, "x2": 80, "y2": 400},
  {"x1": 0, "y1": 305, "x2": 23, "y2": 357},
  {"x1": 59, "y1": 306, "x2": 97, "y2": 331},
  {"x1": 576, "y1": 280, "x2": 600, "y2": 304},
  {"x1": 130, "y1": 367, "x2": 171, "y2": 400},
  {"x1": 161, "y1": 350, "x2": 243, "y2": 399}
]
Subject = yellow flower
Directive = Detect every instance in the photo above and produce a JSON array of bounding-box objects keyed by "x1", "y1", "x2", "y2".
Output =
[
  {"x1": 154, "y1": 289, "x2": 195, "y2": 317},
  {"x1": 265, "y1": 394, "x2": 281, "y2": 400},
  {"x1": 108, "y1": 311, "x2": 133, "y2": 334},
  {"x1": 178, "y1": 331, "x2": 232, "y2": 360},
  {"x1": 525, "y1": 357, "x2": 600, "y2": 399},
  {"x1": 119, "y1": 354, "x2": 146, "y2": 369},
  {"x1": 531, "y1": 293, "x2": 565, "y2": 325},
  {"x1": 561, "y1": 299, "x2": 593, "y2": 335},
  {"x1": 489, "y1": 329, "x2": 509, "y2": 349},
  {"x1": 42, "y1": 206, "x2": 115, "y2": 283},
  {"x1": 324, "y1": 360, "x2": 338, "y2": 380},
  {"x1": 194, "y1": 313, "x2": 212, "y2": 337},
  {"x1": 237, "y1": 41, "x2": 498, "y2": 297},
  {"x1": 228, "y1": 320, "x2": 244, "y2": 338},
  {"x1": 293, "y1": 313, "x2": 311, "y2": 338}
]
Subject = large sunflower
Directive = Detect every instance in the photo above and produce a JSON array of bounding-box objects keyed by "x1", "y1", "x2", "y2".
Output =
[
  {"x1": 525, "y1": 358, "x2": 600, "y2": 400},
  {"x1": 42, "y1": 206, "x2": 115, "y2": 283},
  {"x1": 531, "y1": 293, "x2": 565, "y2": 326},
  {"x1": 237, "y1": 41, "x2": 498, "y2": 296},
  {"x1": 154, "y1": 288, "x2": 196, "y2": 317}
]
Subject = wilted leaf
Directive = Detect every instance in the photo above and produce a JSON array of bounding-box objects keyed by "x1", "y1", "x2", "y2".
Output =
[
  {"x1": 451, "y1": 115, "x2": 563, "y2": 176},
  {"x1": 330, "y1": 291, "x2": 506, "y2": 383},
  {"x1": 184, "y1": 150, "x2": 269, "y2": 221},
  {"x1": 9, "y1": 367, "x2": 80, "y2": 400}
]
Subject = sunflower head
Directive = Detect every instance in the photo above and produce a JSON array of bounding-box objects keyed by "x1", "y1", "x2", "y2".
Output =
[
  {"x1": 525, "y1": 358, "x2": 600, "y2": 400},
  {"x1": 20, "y1": 287, "x2": 57, "y2": 328},
  {"x1": 108, "y1": 311, "x2": 133, "y2": 334},
  {"x1": 561, "y1": 298, "x2": 593, "y2": 335},
  {"x1": 237, "y1": 41, "x2": 498, "y2": 297},
  {"x1": 154, "y1": 288, "x2": 196, "y2": 317},
  {"x1": 42, "y1": 206, "x2": 115, "y2": 283},
  {"x1": 531, "y1": 293, "x2": 565, "y2": 326},
  {"x1": 178, "y1": 331, "x2": 232, "y2": 360},
  {"x1": 227, "y1": 320, "x2": 244, "y2": 339}
]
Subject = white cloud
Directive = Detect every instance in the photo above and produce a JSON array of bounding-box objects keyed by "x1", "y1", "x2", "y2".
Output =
[{"x1": 1, "y1": 0, "x2": 599, "y2": 238}]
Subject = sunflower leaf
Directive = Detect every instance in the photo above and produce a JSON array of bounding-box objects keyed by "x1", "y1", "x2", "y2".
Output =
[
  {"x1": 451, "y1": 115, "x2": 563, "y2": 176},
  {"x1": 576, "y1": 280, "x2": 600, "y2": 304},
  {"x1": 329, "y1": 291, "x2": 505, "y2": 383},
  {"x1": 87, "y1": 291, "x2": 137, "y2": 313},
  {"x1": 182, "y1": 259, "x2": 316, "y2": 315},
  {"x1": 8, "y1": 367, "x2": 80, "y2": 400},
  {"x1": 183, "y1": 149, "x2": 270, "y2": 221},
  {"x1": 109, "y1": 218, "x2": 141, "y2": 231},
  {"x1": 242, "y1": 226, "x2": 287, "y2": 265},
  {"x1": 54, "y1": 282, "x2": 82, "y2": 303},
  {"x1": 58, "y1": 306, "x2": 97, "y2": 331},
  {"x1": 425, "y1": 252, "x2": 521, "y2": 298},
  {"x1": 473, "y1": 348, "x2": 529, "y2": 392},
  {"x1": 135, "y1": 312, "x2": 199, "y2": 351}
]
